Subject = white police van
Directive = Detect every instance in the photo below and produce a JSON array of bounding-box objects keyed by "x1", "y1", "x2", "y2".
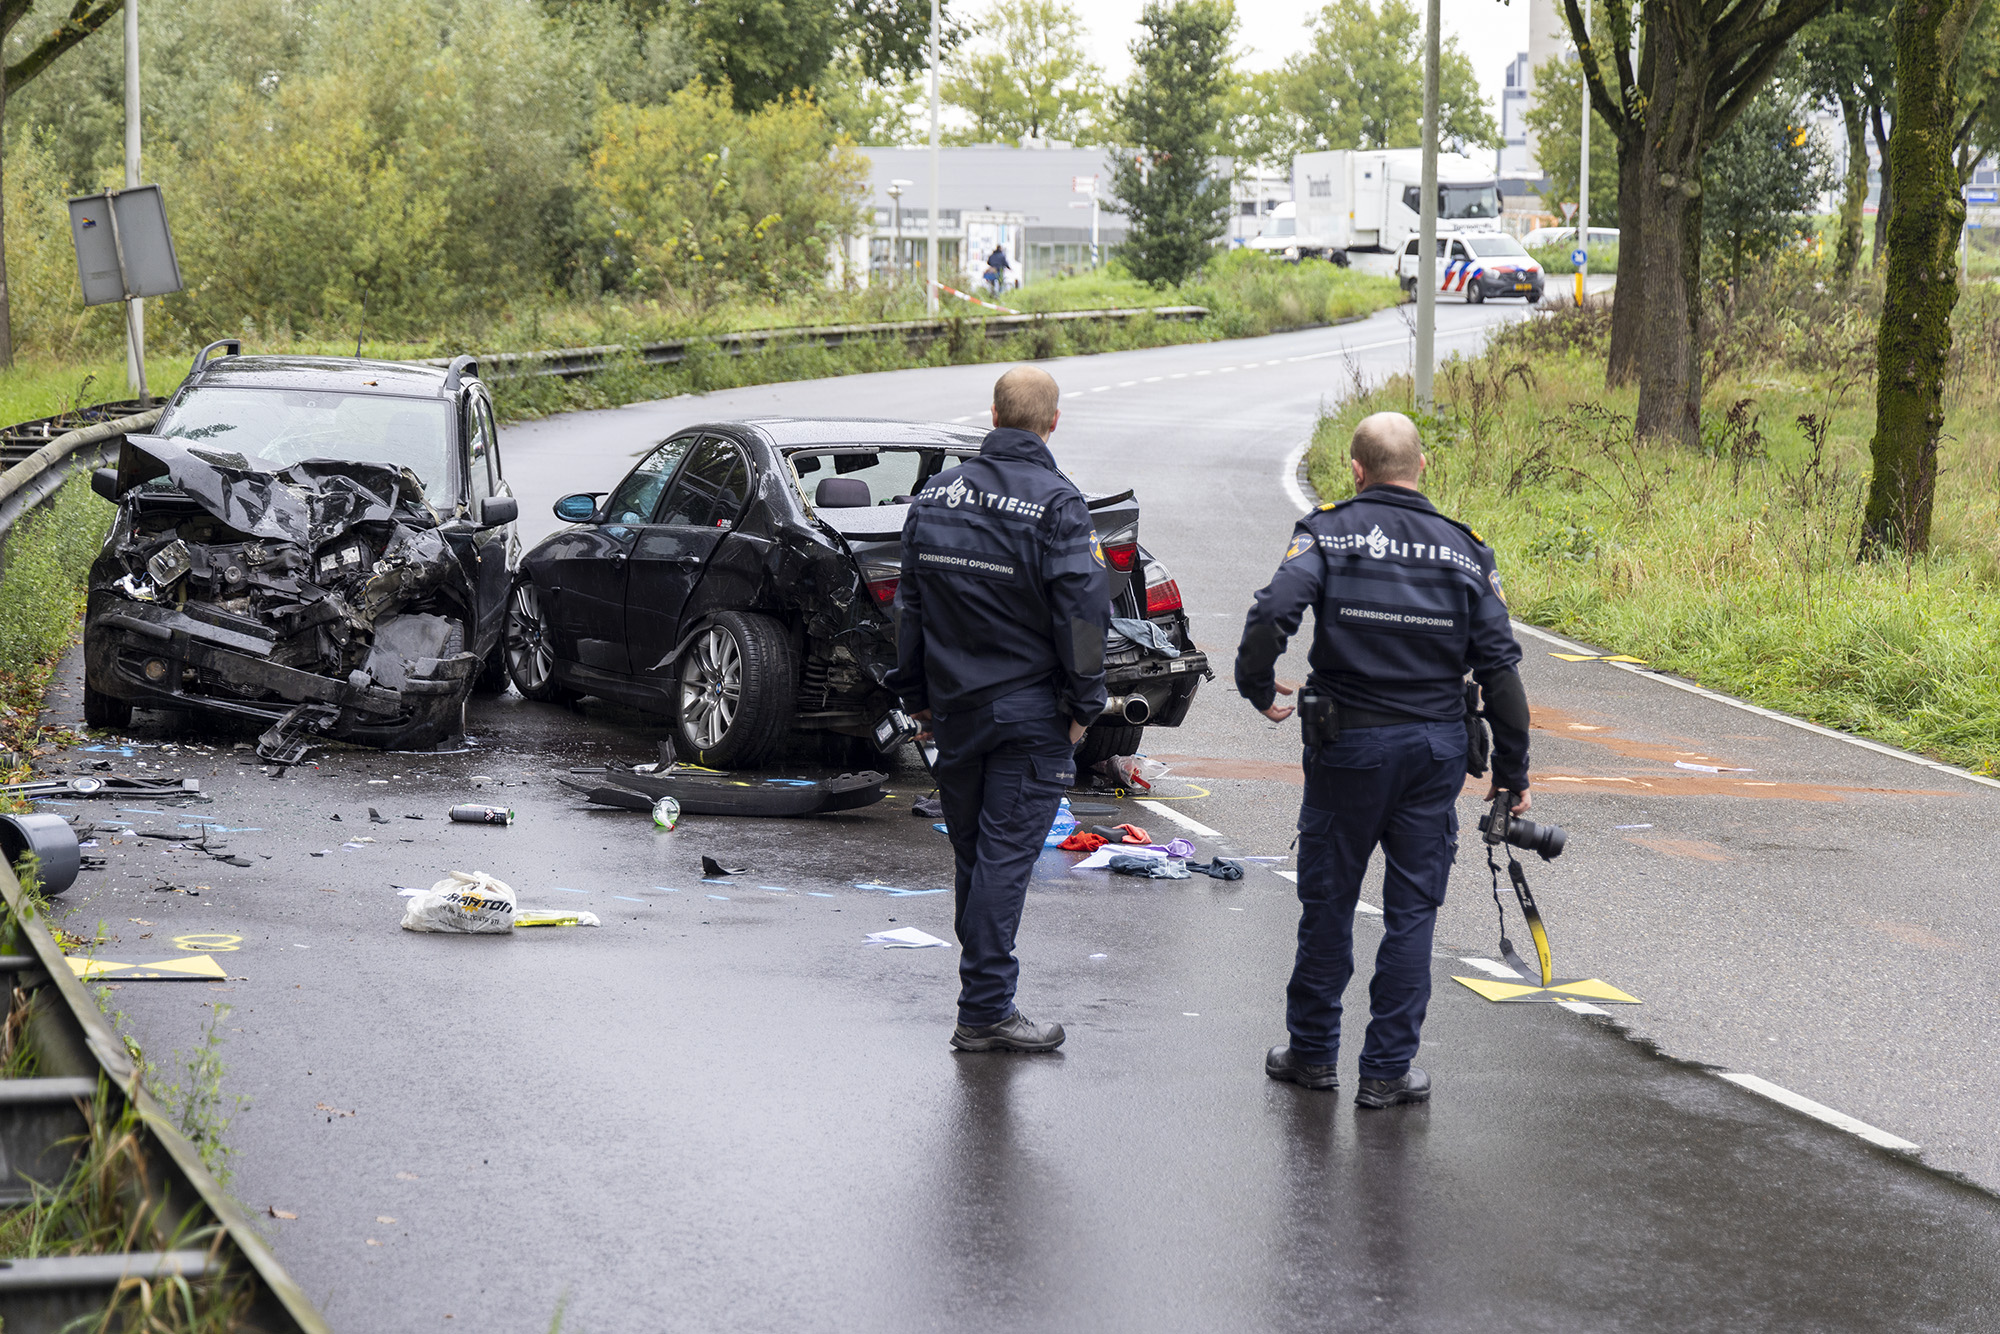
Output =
[{"x1": 1396, "y1": 230, "x2": 1545, "y2": 304}]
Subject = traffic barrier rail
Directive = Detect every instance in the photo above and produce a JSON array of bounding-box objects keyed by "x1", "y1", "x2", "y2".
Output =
[{"x1": 0, "y1": 863, "x2": 331, "y2": 1331}]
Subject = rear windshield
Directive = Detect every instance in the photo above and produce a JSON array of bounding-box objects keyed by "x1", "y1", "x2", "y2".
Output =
[
  {"x1": 789, "y1": 447, "x2": 978, "y2": 509},
  {"x1": 161, "y1": 387, "x2": 454, "y2": 501}
]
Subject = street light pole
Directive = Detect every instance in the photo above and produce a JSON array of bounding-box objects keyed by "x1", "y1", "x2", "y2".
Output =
[
  {"x1": 1415, "y1": 0, "x2": 1439, "y2": 411},
  {"x1": 124, "y1": 0, "x2": 145, "y2": 400},
  {"x1": 888, "y1": 179, "x2": 908, "y2": 286},
  {"x1": 1577, "y1": 0, "x2": 1590, "y2": 305},
  {"x1": 926, "y1": 0, "x2": 939, "y2": 314}
]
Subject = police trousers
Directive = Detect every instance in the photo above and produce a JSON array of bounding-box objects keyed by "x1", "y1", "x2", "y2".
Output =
[
  {"x1": 932, "y1": 690, "x2": 1076, "y2": 1027},
  {"x1": 1290, "y1": 719, "x2": 1466, "y2": 1079}
]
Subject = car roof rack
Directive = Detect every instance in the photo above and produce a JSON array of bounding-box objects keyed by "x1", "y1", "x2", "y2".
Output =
[
  {"x1": 188, "y1": 338, "x2": 242, "y2": 380},
  {"x1": 443, "y1": 354, "x2": 479, "y2": 393}
]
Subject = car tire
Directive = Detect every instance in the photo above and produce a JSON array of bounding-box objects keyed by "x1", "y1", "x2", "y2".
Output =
[
  {"x1": 473, "y1": 639, "x2": 511, "y2": 695},
  {"x1": 674, "y1": 611, "x2": 796, "y2": 769},
  {"x1": 504, "y1": 578, "x2": 579, "y2": 703},
  {"x1": 1076, "y1": 721, "x2": 1143, "y2": 770},
  {"x1": 83, "y1": 685, "x2": 132, "y2": 731},
  {"x1": 1468, "y1": 282, "x2": 1485, "y2": 305}
]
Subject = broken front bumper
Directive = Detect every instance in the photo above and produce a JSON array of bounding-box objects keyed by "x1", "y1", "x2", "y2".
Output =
[{"x1": 86, "y1": 598, "x2": 475, "y2": 734}]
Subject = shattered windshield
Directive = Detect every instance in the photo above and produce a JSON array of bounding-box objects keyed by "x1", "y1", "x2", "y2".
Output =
[{"x1": 160, "y1": 388, "x2": 454, "y2": 502}]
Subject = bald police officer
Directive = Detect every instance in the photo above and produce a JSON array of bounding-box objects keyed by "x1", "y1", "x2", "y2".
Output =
[
  {"x1": 891, "y1": 366, "x2": 1110, "y2": 1053},
  {"x1": 1236, "y1": 411, "x2": 1533, "y2": 1106}
]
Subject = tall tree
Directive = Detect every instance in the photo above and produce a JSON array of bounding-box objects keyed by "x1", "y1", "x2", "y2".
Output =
[
  {"x1": 1111, "y1": 0, "x2": 1235, "y2": 286},
  {"x1": 1522, "y1": 53, "x2": 1619, "y2": 226},
  {"x1": 1797, "y1": 0, "x2": 1891, "y2": 279},
  {"x1": 0, "y1": 0, "x2": 127, "y2": 367},
  {"x1": 1245, "y1": 0, "x2": 1497, "y2": 162},
  {"x1": 1562, "y1": 0, "x2": 1834, "y2": 444},
  {"x1": 1861, "y1": 0, "x2": 1991, "y2": 554},
  {"x1": 942, "y1": 0, "x2": 1104, "y2": 143}
]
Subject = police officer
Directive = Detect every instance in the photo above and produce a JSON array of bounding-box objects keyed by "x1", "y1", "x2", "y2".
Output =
[
  {"x1": 1235, "y1": 411, "x2": 1532, "y2": 1106},
  {"x1": 891, "y1": 366, "x2": 1110, "y2": 1053}
]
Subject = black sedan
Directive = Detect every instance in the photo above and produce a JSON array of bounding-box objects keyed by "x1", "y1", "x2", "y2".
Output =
[{"x1": 505, "y1": 418, "x2": 1209, "y2": 768}]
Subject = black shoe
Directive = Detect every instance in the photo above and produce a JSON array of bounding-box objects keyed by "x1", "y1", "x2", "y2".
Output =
[
  {"x1": 1355, "y1": 1066, "x2": 1432, "y2": 1108},
  {"x1": 1265, "y1": 1044, "x2": 1339, "y2": 1091},
  {"x1": 951, "y1": 1011, "x2": 1065, "y2": 1052}
]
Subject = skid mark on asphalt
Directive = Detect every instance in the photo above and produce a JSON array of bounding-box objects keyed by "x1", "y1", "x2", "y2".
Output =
[{"x1": 1624, "y1": 836, "x2": 1732, "y2": 863}]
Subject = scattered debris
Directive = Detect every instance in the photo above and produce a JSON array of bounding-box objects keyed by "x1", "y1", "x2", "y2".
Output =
[
  {"x1": 1059, "y1": 831, "x2": 1108, "y2": 853},
  {"x1": 566, "y1": 769, "x2": 887, "y2": 818},
  {"x1": 911, "y1": 794, "x2": 944, "y2": 819},
  {"x1": 1164, "y1": 838, "x2": 1196, "y2": 859},
  {"x1": 448, "y1": 804, "x2": 514, "y2": 825},
  {"x1": 1109, "y1": 855, "x2": 1189, "y2": 879},
  {"x1": 864, "y1": 926, "x2": 948, "y2": 948},
  {"x1": 701, "y1": 856, "x2": 747, "y2": 879},
  {"x1": 651, "y1": 796, "x2": 681, "y2": 830},
  {"x1": 0, "y1": 775, "x2": 201, "y2": 800},
  {"x1": 269, "y1": 1207, "x2": 298, "y2": 1220},
  {"x1": 316, "y1": 1103, "x2": 356, "y2": 1118},
  {"x1": 1187, "y1": 857, "x2": 1245, "y2": 881},
  {"x1": 1673, "y1": 761, "x2": 1755, "y2": 774},
  {"x1": 515, "y1": 909, "x2": 601, "y2": 928}
]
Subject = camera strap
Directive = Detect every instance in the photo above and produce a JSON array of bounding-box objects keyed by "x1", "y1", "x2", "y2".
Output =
[{"x1": 1485, "y1": 840, "x2": 1553, "y2": 987}]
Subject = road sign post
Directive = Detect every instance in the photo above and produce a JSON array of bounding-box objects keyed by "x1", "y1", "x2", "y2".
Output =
[{"x1": 67, "y1": 185, "x2": 184, "y2": 406}]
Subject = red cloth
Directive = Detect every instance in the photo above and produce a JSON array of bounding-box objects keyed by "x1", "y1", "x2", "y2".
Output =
[
  {"x1": 1059, "y1": 831, "x2": 1108, "y2": 853},
  {"x1": 1115, "y1": 823, "x2": 1151, "y2": 845}
]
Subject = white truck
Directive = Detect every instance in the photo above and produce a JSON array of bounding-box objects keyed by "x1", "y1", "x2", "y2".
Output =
[{"x1": 1247, "y1": 149, "x2": 1507, "y2": 271}]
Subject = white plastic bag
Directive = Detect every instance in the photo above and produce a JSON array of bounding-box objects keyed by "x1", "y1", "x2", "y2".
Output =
[
  {"x1": 401, "y1": 870, "x2": 516, "y2": 933},
  {"x1": 1107, "y1": 755, "x2": 1169, "y2": 792}
]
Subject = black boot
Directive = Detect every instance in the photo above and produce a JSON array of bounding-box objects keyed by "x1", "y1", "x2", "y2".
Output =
[
  {"x1": 1265, "y1": 1044, "x2": 1339, "y2": 1091},
  {"x1": 951, "y1": 1010, "x2": 1065, "y2": 1052},
  {"x1": 1355, "y1": 1066, "x2": 1432, "y2": 1108}
]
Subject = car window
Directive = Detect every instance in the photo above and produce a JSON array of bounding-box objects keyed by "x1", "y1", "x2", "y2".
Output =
[
  {"x1": 465, "y1": 396, "x2": 494, "y2": 501},
  {"x1": 1404, "y1": 237, "x2": 1419, "y2": 257},
  {"x1": 606, "y1": 436, "x2": 696, "y2": 525},
  {"x1": 660, "y1": 438, "x2": 751, "y2": 529},
  {"x1": 1449, "y1": 240, "x2": 1469, "y2": 261},
  {"x1": 1469, "y1": 236, "x2": 1528, "y2": 258},
  {"x1": 160, "y1": 387, "x2": 453, "y2": 501},
  {"x1": 790, "y1": 449, "x2": 929, "y2": 506}
]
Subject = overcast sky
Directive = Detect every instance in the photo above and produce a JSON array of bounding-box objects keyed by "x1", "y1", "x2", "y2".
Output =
[{"x1": 1071, "y1": 0, "x2": 1526, "y2": 114}]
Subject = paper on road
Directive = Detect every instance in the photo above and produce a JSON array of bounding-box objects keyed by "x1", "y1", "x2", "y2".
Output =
[{"x1": 865, "y1": 927, "x2": 949, "y2": 949}]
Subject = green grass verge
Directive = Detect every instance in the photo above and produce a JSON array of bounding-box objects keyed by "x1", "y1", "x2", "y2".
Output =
[
  {"x1": 1528, "y1": 242, "x2": 1620, "y2": 276},
  {"x1": 1305, "y1": 280, "x2": 2000, "y2": 776}
]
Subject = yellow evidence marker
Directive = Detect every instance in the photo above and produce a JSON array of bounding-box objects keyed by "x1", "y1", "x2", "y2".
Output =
[
  {"x1": 1452, "y1": 974, "x2": 1641, "y2": 1004},
  {"x1": 68, "y1": 954, "x2": 229, "y2": 981}
]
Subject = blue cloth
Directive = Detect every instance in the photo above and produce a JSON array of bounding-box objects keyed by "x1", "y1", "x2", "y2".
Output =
[
  {"x1": 1288, "y1": 719, "x2": 1465, "y2": 1080},
  {"x1": 889, "y1": 427, "x2": 1110, "y2": 727},
  {"x1": 932, "y1": 688, "x2": 1076, "y2": 1026},
  {"x1": 1233, "y1": 485, "x2": 1529, "y2": 789}
]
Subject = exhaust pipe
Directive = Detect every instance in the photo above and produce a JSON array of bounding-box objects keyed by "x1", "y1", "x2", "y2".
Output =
[{"x1": 1105, "y1": 694, "x2": 1152, "y2": 725}]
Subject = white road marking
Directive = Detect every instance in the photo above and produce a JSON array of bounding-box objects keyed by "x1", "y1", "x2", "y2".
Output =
[
  {"x1": 1143, "y1": 376, "x2": 1163, "y2": 382},
  {"x1": 1511, "y1": 621, "x2": 2000, "y2": 793},
  {"x1": 1458, "y1": 956, "x2": 1523, "y2": 979},
  {"x1": 1064, "y1": 391, "x2": 1083, "y2": 398},
  {"x1": 1272, "y1": 869, "x2": 1381, "y2": 914},
  {"x1": 1092, "y1": 385, "x2": 1111, "y2": 392},
  {"x1": 1170, "y1": 372, "x2": 1189, "y2": 379},
  {"x1": 1557, "y1": 1000, "x2": 1609, "y2": 1015},
  {"x1": 1218, "y1": 366, "x2": 1238, "y2": 373},
  {"x1": 1135, "y1": 799, "x2": 1221, "y2": 838},
  {"x1": 1717, "y1": 1072, "x2": 1920, "y2": 1152},
  {"x1": 1195, "y1": 369, "x2": 1213, "y2": 375},
  {"x1": 1118, "y1": 380, "x2": 1138, "y2": 387}
]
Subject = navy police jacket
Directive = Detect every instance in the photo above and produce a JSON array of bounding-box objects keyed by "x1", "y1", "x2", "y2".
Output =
[
  {"x1": 889, "y1": 427, "x2": 1110, "y2": 725},
  {"x1": 1236, "y1": 485, "x2": 1530, "y2": 786}
]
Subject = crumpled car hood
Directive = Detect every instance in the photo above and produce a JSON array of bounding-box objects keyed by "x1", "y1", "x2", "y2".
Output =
[{"x1": 115, "y1": 432, "x2": 437, "y2": 546}]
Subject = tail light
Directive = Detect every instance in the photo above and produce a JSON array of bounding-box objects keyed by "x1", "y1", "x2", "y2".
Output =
[
  {"x1": 1099, "y1": 520, "x2": 1139, "y2": 573},
  {"x1": 1143, "y1": 560, "x2": 1183, "y2": 615},
  {"x1": 862, "y1": 560, "x2": 901, "y2": 606}
]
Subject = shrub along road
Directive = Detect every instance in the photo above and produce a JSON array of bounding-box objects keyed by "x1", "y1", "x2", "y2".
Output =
[{"x1": 44, "y1": 302, "x2": 2000, "y2": 1330}]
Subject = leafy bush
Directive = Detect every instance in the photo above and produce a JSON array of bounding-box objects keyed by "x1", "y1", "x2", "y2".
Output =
[
  {"x1": 0, "y1": 475, "x2": 111, "y2": 680},
  {"x1": 586, "y1": 85, "x2": 867, "y2": 315}
]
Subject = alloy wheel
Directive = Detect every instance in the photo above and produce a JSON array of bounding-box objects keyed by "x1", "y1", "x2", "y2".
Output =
[
  {"x1": 679, "y1": 626, "x2": 743, "y2": 750},
  {"x1": 505, "y1": 582, "x2": 555, "y2": 692}
]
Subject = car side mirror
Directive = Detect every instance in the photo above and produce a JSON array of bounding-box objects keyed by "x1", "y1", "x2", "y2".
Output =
[
  {"x1": 479, "y1": 496, "x2": 518, "y2": 528},
  {"x1": 553, "y1": 493, "x2": 600, "y2": 523},
  {"x1": 92, "y1": 467, "x2": 120, "y2": 502}
]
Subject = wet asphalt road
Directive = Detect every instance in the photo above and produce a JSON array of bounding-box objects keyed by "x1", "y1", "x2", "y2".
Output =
[{"x1": 34, "y1": 301, "x2": 2000, "y2": 1329}]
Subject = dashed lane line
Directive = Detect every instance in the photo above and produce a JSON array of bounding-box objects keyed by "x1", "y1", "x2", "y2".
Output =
[{"x1": 1717, "y1": 1072, "x2": 1920, "y2": 1152}]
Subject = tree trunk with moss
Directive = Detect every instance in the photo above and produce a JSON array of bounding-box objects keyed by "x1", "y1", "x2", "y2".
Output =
[
  {"x1": 1862, "y1": 0, "x2": 1988, "y2": 555},
  {"x1": 1834, "y1": 95, "x2": 1868, "y2": 279}
]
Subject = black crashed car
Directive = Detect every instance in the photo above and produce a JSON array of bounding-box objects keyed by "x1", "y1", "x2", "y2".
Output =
[
  {"x1": 83, "y1": 342, "x2": 519, "y2": 758},
  {"x1": 506, "y1": 418, "x2": 1210, "y2": 768}
]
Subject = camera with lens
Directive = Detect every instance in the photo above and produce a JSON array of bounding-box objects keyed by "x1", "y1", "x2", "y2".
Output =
[{"x1": 1479, "y1": 790, "x2": 1567, "y2": 861}]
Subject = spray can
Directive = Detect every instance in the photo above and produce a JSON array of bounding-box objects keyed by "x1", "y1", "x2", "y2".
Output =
[
  {"x1": 448, "y1": 804, "x2": 514, "y2": 826},
  {"x1": 652, "y1": 796, "x2": 681, "y2": 831}
]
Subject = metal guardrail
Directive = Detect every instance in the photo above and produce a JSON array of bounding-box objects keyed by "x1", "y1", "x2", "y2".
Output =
[
  {"x1": 0, "y1": 409, "x2": 162, "y2": 569},
  {"x1": 0, "y1": 866, "x2": 331, "y2": 1331},
  {"x1": 415, "y1": 305, "x2": 1211, "y2": 380},
  {"x1": 0, "y1": 399, "x2": 148, "y2": 471}
]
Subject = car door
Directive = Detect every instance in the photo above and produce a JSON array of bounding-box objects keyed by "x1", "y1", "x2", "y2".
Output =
[
  {"x1": 623, "y1": 435, "x2": 754, "y2": 679},
  {"x1": 1443, "y1": 238, "x2": 1473, "y2": 299},
  {"x1": 551, "y1": 434, "x2": 697, "y2": 676},
  {"x1": 463, "y1": 387, "x2": 513, "y2": 655}
]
